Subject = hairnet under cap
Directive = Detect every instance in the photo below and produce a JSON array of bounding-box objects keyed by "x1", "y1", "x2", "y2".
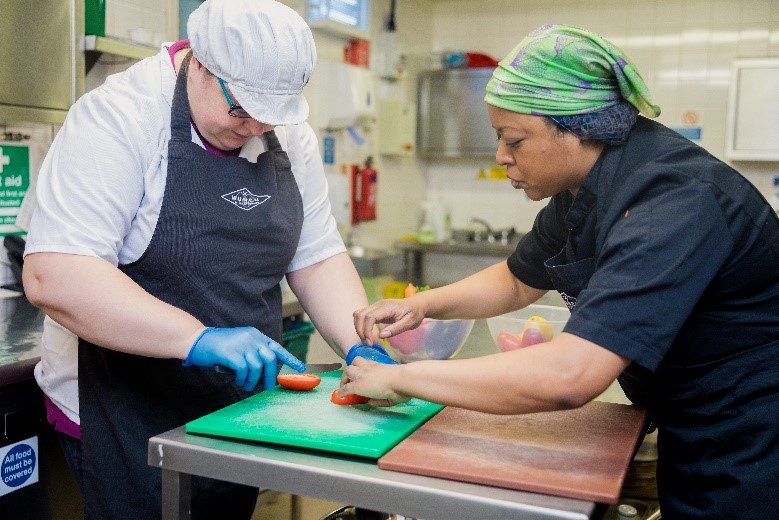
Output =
[
  {"x1": 188, "y1": 0, "x2": 316, "y2": 126},
  {"x1": 485, "y1": 24, "x2": 660, "y2": 118}
]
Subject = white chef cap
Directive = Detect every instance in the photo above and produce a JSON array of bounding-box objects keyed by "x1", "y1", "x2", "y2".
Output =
[{"x1": 188, "y1": 0, "x2": 317, "y2": 125}]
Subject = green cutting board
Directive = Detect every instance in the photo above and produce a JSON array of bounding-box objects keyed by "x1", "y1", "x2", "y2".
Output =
[{"x1": 186, "y1": 371, "x2": 444, "y2": 459}]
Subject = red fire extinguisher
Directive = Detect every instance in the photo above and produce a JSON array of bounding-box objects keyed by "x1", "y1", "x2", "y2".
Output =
[{"x1": 351, "y1": 156, "x2": 377, "y2": 225}]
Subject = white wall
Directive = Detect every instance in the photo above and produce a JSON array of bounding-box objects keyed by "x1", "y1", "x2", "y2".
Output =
[
  {"x1": 285, "y1": 0, "x2": 435, "y2": 250},
  {"x1": 416, "y1": 0, "x2": 779, "y2": 236}
]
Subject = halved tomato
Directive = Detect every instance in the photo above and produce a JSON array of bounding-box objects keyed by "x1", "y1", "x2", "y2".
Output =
[
  {"x1": 276, "y1": 373, "x2": 321, "y2": 391},
  {"x1": 330, "y1": 389, "x2": 370, "y2": 405}
]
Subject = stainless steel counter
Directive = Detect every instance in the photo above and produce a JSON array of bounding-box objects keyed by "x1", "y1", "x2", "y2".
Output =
[
  {"x1": 0, "y1": 294, "x2": 45, "y2": 387},
  {"x1": 394, "y1": 238, "x2": 521, "y2": 258},
  {"x1": 0, "y1": 294, "x2": 304, "y2": 388},
  {"x1": 394, "y1": 238, "x2": 521, "y2": 287},
  {"x1": 148, "y1": 426, "x2": 597, "y2": 520}
]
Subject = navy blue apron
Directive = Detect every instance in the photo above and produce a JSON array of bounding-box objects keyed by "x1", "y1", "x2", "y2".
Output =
[{"x1": 78, "y1": 54, "x2": 303, "y2": 519}]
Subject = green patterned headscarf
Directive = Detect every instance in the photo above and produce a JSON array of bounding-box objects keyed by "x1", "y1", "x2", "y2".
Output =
[{"x1": 485, "y1": 24, "x2": 660, "y2": 118}]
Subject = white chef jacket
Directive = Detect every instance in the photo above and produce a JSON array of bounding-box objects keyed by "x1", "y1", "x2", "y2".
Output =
[{"x1": 25, "y1": 45, "x2": 345, "y2": 425}]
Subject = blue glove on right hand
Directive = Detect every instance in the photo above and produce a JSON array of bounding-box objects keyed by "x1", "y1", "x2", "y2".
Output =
[
  {"x1": 184, "y1": 327, "x2": 305, "y2": 391},
  {"x1": 346, "y1": 343, "x2": 398, "y2": 365}
]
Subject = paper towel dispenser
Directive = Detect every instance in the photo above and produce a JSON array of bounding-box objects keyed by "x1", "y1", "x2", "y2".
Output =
[
  {"x1": 416, "y1": 68, "x2": 496, "y2": 158},
  {"x1": 308, "y1": 61, "x2": 376, "y2": 131},
  {"x1": 725, "y1": 58, "x2": 779, "y2": 161}
]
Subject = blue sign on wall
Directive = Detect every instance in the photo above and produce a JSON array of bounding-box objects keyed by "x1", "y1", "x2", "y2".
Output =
[
  {"x1": 0, "y1": 437, "x2": 39, "y2": 497},
  {"x1": 671, "y1": 127, "x2": 702, "y2": 142},
  {"x1": 323, "y1": 135, "x2": 336, "y2": 165}
]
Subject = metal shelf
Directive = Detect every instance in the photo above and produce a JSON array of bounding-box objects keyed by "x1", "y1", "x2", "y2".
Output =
[
  {"x1": 84, "y1": 35, "x2": 158, "y2": 61},
  {"x1": 83, "y1": 35, "x2": 158, "y2": 74}
]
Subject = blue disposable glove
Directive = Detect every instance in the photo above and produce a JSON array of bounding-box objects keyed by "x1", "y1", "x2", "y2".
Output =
[
  {"x1": 184, "y1": 327, "x2": 305, "y2": 391},
  {"x1": 346, "y1": 343, "x2": 398, "y2": 366}
]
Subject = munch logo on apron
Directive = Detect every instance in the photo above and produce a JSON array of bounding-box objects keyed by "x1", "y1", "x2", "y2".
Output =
[
  {"x1": 222, "y1": 188, "x2": 271, "y2": 210},
  {"x1": 559, "y1": 292, "x2": 577, "y2": 311}
]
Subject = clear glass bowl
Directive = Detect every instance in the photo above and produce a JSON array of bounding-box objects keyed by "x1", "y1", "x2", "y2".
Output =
[
  {"x1": 486, "y1": 305, "x2": 570, "y2": 351},
  {"x1": 386, "y1": 318, "x2": 475, "y2": 363}
]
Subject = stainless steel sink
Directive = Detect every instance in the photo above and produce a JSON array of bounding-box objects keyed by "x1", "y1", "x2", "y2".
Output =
[
  {"x1": 347, "y1": 246, "x2": 404, "y2": 278},
  {"x1": 450, "y1": 226, "x2": 518, "y2": 245}
]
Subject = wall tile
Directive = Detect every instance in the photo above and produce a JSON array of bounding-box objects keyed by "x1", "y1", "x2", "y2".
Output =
[
  {"x1": 740, "y1": 0, "x2": 771, "y2": 24},
  {"x1": 682, "y1": 0, "x2": 713, "y2": 26},
  {"x1": 710, "y1": 0, "x2": 742, "y2": 25},
  {"x1": 340, "y1": 0, "x2": 779, "y2": 245}
]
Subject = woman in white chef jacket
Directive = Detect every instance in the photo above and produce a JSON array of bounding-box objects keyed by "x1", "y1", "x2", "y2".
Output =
[{"x1": 21, "y1": 1, "x2": 369, "y2": 518}]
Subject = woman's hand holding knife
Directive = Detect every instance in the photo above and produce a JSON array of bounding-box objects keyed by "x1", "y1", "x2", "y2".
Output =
[{"x1": 183, "y1": 326, "x2": 305, "y2": 391}]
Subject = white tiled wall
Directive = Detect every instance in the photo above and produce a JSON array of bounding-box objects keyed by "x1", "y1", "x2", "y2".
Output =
[
  {"x1": 105, "y1": 0, "x2": 179, "y2": 47},
  {"x1": 303, "y1": 0, "x2": 779, "y2": 250},
  {"x1": 411, "y1": 0, "x2": 779, "y2": 236}
]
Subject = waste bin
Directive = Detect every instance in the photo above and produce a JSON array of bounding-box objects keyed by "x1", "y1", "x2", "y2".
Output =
[{"x1": 281, "y1": 320, "x2": 315, "y2": 362}]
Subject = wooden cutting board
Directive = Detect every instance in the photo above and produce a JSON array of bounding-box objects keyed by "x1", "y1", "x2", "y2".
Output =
[{"x1": 378, "y1": 401, "x2": 647, "y2": 504}]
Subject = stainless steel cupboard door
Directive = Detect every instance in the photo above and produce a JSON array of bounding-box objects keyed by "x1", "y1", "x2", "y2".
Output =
[
  {"x1": 0, "y1": 0, "x2": 84, "y2": 124},
  {"x1": 416, "y1": 68, "x2": 497, "y2": 158}
]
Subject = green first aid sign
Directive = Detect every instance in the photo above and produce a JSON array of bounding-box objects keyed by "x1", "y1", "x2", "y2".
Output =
[{"x1": 0, "y1": 144, "x2": 30, "y2": 236}]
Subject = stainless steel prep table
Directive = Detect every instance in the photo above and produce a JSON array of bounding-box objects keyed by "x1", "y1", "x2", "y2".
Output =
[{"x1": 147, "y1": 425, "x2": 598, "y2": 520}]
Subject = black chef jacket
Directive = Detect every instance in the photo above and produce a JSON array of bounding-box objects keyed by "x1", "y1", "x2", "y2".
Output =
[{"x1": 508, "y1": 117, "x2": 779, "y2": 520}]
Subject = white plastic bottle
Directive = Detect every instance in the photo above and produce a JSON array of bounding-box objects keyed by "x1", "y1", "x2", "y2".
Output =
[
  {"x1": 418, "y1": 201, "x2": 437, "y2": 244},
  {"x1": 426, "y1": 196, "x2": 450, "y2": 243}
]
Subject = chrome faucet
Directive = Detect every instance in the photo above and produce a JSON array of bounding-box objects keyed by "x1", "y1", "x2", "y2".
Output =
[
  {"x1": 469, "y1": 217, "x2": 493, "y2": 233},
  {"x1": 469, "y1": 217, "x2": 494, "y2": 242}
]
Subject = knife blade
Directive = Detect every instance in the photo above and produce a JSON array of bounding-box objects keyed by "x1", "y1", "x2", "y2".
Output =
[
  {"x1": 299, "y1": 362, "x2": 343, "y2": 374},
  {"x1": 215, "y1": 362, "x2": 342, "y2": 375}
]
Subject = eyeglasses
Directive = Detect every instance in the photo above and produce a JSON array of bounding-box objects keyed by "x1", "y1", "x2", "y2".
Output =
[{"x1": 217, "y1": 77, "x2": 252, "y2": 118}]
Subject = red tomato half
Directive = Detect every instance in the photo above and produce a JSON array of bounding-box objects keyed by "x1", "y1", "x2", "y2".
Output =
[
  {"x1": 331, "y1": 389, "x2": 370, "y2": 405},
  {"x1": 276, "y1": 373, "x2": 321, "y2": 391}
]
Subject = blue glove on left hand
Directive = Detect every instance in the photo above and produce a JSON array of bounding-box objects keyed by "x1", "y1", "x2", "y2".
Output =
[
  {"x1": 184, "y1": 327, "x2": 305, "y2": 391},
  {"x1": 346, "y1": 343, "x2": 398, "y2": 365}
]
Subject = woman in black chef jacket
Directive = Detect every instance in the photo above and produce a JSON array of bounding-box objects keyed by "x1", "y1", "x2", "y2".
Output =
[{"x1": 344, "y1": 24, "x2": 779, "y2": 520}]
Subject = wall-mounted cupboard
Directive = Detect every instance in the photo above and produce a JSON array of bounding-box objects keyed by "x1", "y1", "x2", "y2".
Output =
[{"x1": 725, "y1": 58, "x2": 779, "y2": 162}]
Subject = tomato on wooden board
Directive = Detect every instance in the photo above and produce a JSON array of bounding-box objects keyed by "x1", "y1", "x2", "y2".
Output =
[
  {"x1": 331, "y1": 389, "x2": 370, "y2": 405},
  {"x1": 276, "y1": 373, "x2": 321, "y2": 391}
]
